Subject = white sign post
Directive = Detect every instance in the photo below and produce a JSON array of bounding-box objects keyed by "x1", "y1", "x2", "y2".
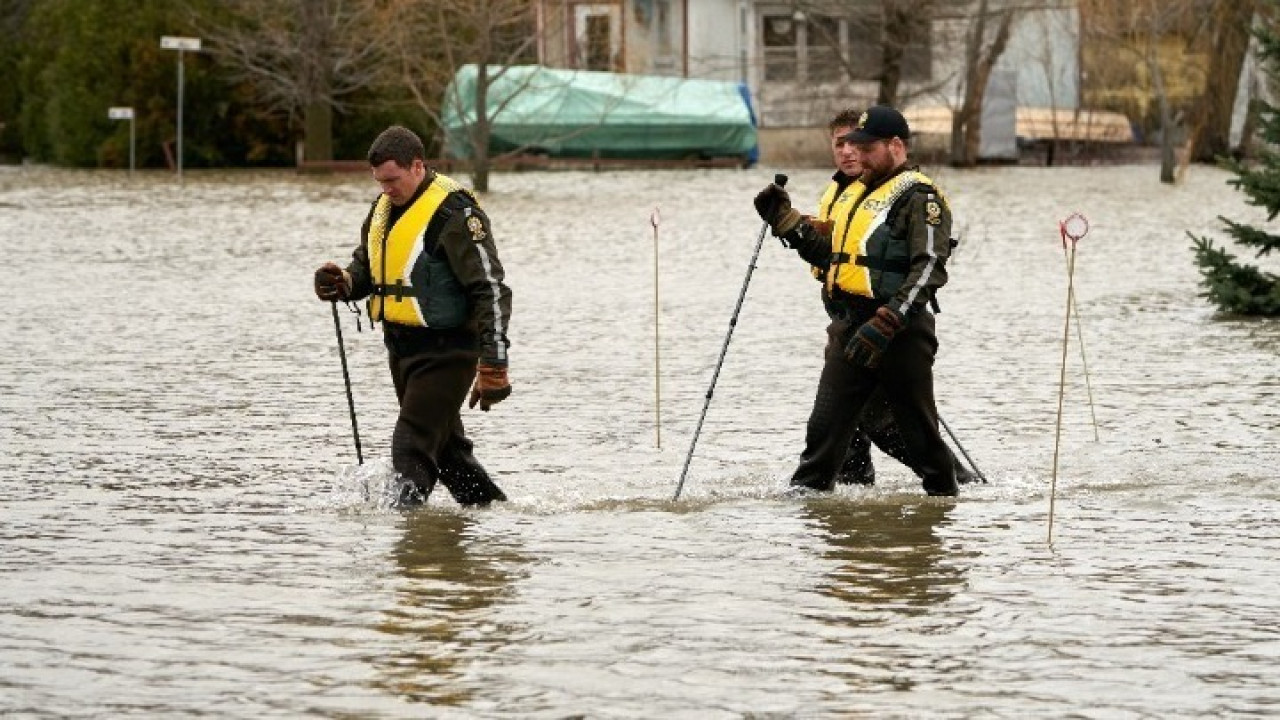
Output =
[
  {"x1": 107, "y1": 106, "x2": 136, "y2": 175},
  {"x1": 160, "y1": 36, "x2": 201, "y2": 183}
]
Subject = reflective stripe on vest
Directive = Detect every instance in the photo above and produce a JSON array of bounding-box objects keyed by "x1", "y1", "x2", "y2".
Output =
[
  {"x1": 367, "y1": 174, "x2": 466, "y2": 326},
  {"x1": 825, "y1": 170, "x2": 931, "y2": 299}
]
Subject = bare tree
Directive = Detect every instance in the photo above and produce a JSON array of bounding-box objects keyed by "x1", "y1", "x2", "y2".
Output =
[
  {"x1": 384, "y1": 0, "x2": 539, "y2": 192},
  {"x1": 189, "y1": 0, "x2": 388, "y2": 164},
  {"x1": 1080, "y1": 0, "x2": 1207, "y2": 183},
  {"x1": 877, "y1": 0, "x2": 939, "y2": 105},
  {"x1": 1188, "y1": 0, "x2": 1257, "y2": 163},
  {"x1": 793, "y1": 0, "x2": 944, "y2": 107},
  {"x1": 1019, "y1": 6, "x2": 1078, "y2": 162},
  {"x1": 949, "y1": 0, "x2": 1014, "y2": 167}
]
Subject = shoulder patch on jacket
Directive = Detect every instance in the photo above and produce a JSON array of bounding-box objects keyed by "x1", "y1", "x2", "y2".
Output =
[
  {"x1": 466, "y1": 213, "x2": 487, "y2": 242},
  {"x1": 925, "y1": 197, "x2": 942, "y2": 225}
]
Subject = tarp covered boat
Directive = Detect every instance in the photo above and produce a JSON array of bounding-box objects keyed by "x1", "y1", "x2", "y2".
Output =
[{"x1": 441, "y1": 65, "x2": 758, "y2": 162}]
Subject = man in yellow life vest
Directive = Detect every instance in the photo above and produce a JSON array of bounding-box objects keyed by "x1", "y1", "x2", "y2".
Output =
[
  {"x1": 819, "y1": 109, "x2": 976, "y2": 488},
  {"x1": 313, "y1": 125, "x2": 513, "y2": 507},
  {"x1": 755, "y1": 105, "x2": 958, "y2": 496}
]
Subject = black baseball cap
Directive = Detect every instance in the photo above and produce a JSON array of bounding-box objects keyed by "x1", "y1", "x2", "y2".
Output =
[{"x1": 841, "y1": 105, "x2": 911, "y2": 144}]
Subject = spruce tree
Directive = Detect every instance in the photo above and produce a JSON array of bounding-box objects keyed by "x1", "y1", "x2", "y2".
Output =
[{"x1": 1190, "y1": 9, "x2": 1280, "y2": 316}]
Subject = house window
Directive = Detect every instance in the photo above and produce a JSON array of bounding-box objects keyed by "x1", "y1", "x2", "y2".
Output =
[
  {"x1": 762, "y1": 13, "x2": 841, "y2": 83},
  {"x1": 760, "y1": 7, "x2": 932, "y2": 84},
  {"x1": 584, "y1": 15, "x2": 612, "y2": 69},
  {"x1": 573, "y1": 3, "x2": 622, "y2": 71},
  {"x1": 762, "y1": 14, "x2": 798, "y2": 81},
  {"x1": 807, "y1": 15, "x2": 841, "y2": 78}
]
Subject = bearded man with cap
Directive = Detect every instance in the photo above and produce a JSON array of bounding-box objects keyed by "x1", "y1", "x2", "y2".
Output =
[
  {"x1": 755, "y1": 105, "x2": 958, "y2": 496},
  {"x1": 816, "y1": 108, "x2": 976, "y2": 489}
]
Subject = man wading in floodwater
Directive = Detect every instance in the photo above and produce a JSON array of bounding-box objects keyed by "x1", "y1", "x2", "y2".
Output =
[
  {"x1": 755, "y1": 105, "x2": 959, "y2": 496},
  {"x1": 817, "y1": 107, "x2": 976, "y2": 489},
  {"x1": 314, "y1": 125, "x2": 513, "y2": 507}
]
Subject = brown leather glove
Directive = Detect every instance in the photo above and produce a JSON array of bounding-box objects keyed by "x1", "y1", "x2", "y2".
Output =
[
  {"x1": 314, "y1": 262, "x2": 350, "y2": 301},
  {"x1": 469, "y1": 363, "x2": 512, "y2": 411},
  {"x1": 753, "y1": 183, "x2": 802, "y2": 237}
]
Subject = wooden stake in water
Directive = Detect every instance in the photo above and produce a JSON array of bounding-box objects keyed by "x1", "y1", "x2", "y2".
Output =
[
  {"x1": 651, "y1": 206, "x2": 662, "y2": 449},
  {"x1": 1066, "y1": 283, "x2": 1101, "y2": 442},
  {"x1": 1050, "y1": 213, "x2": 1089, "y2": 544}
]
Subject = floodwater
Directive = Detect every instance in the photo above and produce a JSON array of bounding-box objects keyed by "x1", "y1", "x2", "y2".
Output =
[{"x1": 1, "y1": 162, "x2": 1277, "y2": 718}]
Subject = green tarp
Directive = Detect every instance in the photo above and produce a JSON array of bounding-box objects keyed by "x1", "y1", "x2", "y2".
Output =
[{"x1": 442, "y1": 65, "x2": 757, "y2": 160}]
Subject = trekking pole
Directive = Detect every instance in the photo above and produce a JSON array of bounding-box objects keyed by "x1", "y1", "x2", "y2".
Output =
[
  {"x1": 939, "y1": 414, "x2": 987, "y2": 483},
  {"x1": 1050, "y1": 213, "x2": 1089, "y2": 544},
  {"x1": 331, "y1": 301, "x2": 364, "y2": 465},
  {"x1": 673, "y1": 174, "x2": 787, "y2": 501}
]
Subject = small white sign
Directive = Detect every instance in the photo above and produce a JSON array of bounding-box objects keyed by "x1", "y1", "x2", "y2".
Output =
[
  {"x1": 160, "y1": 36, "x2": 201, "y2": 51},
  {"x1": 108, "y1": 107, "x2": 134, "y2": 120}
]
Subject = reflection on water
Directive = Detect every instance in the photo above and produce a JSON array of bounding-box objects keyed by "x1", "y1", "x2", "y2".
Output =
[
  {"x1": 805, "y1": 499, "x2": 964, "y2": 618},
  {"x1": 373, "y1": 512, "x2": 527, "y2": 708},
  {"x1": 1, "y1": 165, "x2": 1278, "y2": 717}
]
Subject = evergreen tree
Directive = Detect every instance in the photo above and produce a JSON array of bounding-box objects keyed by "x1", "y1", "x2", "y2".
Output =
[
  {"x1": 0, "y1": 0, "x2": 33, "y2": 160},
  {"x1": 14, "y1": 0, "x2": 294, "y2": 168},
  {"x1": 1190, "y1": 8, "x2": 1280, "y2": 316}
]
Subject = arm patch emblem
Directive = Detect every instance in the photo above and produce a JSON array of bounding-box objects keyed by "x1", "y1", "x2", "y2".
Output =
[
  {"x1": 467, "y1": 215, "x2": 487, "y2": 242},
  {"x1": 925, "y1": 200, "x2": 942, "y2": 226}
]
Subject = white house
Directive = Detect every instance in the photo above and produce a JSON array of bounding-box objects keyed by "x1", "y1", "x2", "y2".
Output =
[{"x1": 535, "y1": 1, "x2": 1088, "y2": 164}]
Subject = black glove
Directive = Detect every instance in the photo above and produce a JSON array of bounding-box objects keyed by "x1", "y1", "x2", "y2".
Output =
[
  {"x1": 314, "y1": 262, "x2": 349, "y2": 301},
  {"x1": 845, "y1": 306, "x2": 905, "y2": 369},
  {"x1": 753, "y1": 183, "x2": 801, "y2": 236}
]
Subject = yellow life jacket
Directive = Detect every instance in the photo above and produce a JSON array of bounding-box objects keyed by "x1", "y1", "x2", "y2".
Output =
[
  {"x1": 825, "y1": 169, "x2": 933, "y2": 299},
  {"x1": 367, "y1": 174, "x2": 471, "y2": 328},
  {"x1": 813, "y1": 177, "x2": 865, "y2": 280},
  {"x1": 817, "y1": 180, "x2": 841, "y2": 223}
]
